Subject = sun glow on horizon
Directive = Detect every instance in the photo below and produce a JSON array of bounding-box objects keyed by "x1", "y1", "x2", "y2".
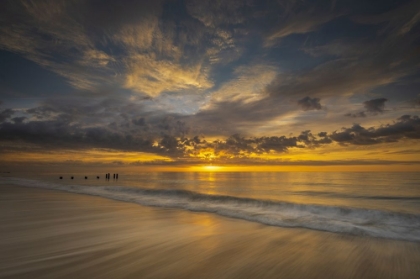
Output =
[
  {"x1": 202, "y1": 165, "x2": 222, "y2": 171},
  {"x1": 186, "y1": 165, "x2": 226, "y2": 172}
]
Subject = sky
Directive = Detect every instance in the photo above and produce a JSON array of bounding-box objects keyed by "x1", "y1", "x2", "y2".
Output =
[{"x1": 0, "y1": 0, "x2": 420, "y2": 172}]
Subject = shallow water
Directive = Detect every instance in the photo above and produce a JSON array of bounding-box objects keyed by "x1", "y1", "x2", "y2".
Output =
[
  {"x1": 10, "y1": 172, "x2": 420, "y2": 214},
  {"x1": 1, "y1": 185, "x2": 420, "y2": 279},
  {"x1": 1, "y1": 172, "x2": 420, "y2": 242}
]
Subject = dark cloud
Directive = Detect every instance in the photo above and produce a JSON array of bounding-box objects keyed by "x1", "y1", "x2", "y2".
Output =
[
  {"x1": 181, "y1": 97, "x2": 293, "y2": 136},
  {"x1": 297, "y1": 97, "x2": 322, "y2": 111},
  {"x1": 1, "y1": 100, "x2": 420, "y2": 163},
  {"x1": 159, "y1": 135, "x2": 184, "y2": 156},
  {"x1": 0, "y1": 106, "x2": 313, "y2": 157},
  {"x1": 330, "y1": 115, "x2": 420, "y2": 145},
  {"x1": 412, "y1": 98, "x2": 420, "y2": 107},
  {"x1": 345, "y1": 98, "x2": 388, "y2": 118},
  {"x1": 0, "y1": 109, "x2": 14, "y2": 122},
  {"x1": 132, "y1": 117, "x2": 146, "y2": 126},
  {"x1": 0, "y1": 96, "x2": 196, "y2": 158},
  {"x1": 12, "y1": 117, "x2": 26, "y2": 124},
  {"x1": 26, "y1": 106, "x2": 59, "y2": 119},
  {"x1": 363, "y1": 98, "x2": 388, "y2": 113},
  {"x1": 186, "y1": 132, "x2": 311, "y2": 158},
  {"x1": 0, "y1": 119, "x2": 158, "y2": 154},
  {"x1": 345, "y1": 111, "x2": 367, "y2": 118},
  {"x1": 255, "y1": 136, "x2": 300, "y2": 153}
]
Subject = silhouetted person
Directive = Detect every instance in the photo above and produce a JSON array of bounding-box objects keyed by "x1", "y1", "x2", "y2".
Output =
[
  {"x1": 71, "y1": 176, "x2": 74, "y2": 179},
  {"x1": 85, "y1": 176, "x2": 88, "y2": 179},
  {"x1": 59, "y1": 176, "x2": 63, "y2": 179},
  {"x1": 116, "y1": 173, "x2": 118, "y2": 179},
  {"x1": 97, "y1": 176, "x2": 100, "y2": 179},
  {"x1": 113, "y1": 173, "x2": 115, "y2": 179}
]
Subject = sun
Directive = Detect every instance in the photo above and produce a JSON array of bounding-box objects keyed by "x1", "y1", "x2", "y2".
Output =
[{"x1": 202, "y1": 165, "x2": 222, "y2": 171}]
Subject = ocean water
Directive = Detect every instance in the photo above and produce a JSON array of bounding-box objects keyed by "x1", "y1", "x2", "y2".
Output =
[{"x1": 2, "y1": 172, "x2": 419, "y2": 242}]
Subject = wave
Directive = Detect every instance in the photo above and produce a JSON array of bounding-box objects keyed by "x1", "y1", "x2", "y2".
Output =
[
  {"x1": 292, "y1": 190, "x2": 420, "y2": 201},
  {"x1": 3, "y1": 177, "x2": 420, "y2": 242}
]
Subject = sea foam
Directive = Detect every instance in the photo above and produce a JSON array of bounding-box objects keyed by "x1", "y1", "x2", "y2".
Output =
[{"x1": 3, "y1": 177, "x2": 420, "y2": 242}]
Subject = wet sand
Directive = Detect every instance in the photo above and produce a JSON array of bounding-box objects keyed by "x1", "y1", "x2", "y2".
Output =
[{"x1": 1, "y1": 185, "x2": 419, "y2": 279}]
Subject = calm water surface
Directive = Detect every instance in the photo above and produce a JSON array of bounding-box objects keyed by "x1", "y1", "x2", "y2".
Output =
[{"x1": 15, "y1": 172, "x2": 420, "y2": 214}]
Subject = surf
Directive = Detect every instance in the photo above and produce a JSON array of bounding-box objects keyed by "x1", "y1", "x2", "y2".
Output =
[{"x1": 3, "y1": 177, "x2": 420, "y2": 242}]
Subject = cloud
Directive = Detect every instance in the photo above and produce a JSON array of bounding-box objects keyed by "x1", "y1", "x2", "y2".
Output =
[
  {"x1": 344, "y1": 111, "x2": 367, "y2": 118},
  {"x1": 289, "y1": 2, "x2": 420, "y2": 103},
  {"x1": 1, "y1": 94, "x2": 420, "y2": 164},
  {"x1": 185, "y1": 0, "x2": 248, "y2": 28},
  {"x1": 265, "y1": 54, "x2": 408, "y2": 101},
  {"x1": 330, "y1": 115, "x2": 420, "y2": 145},
  {"x1": 185, "y1": 131, "x2": 322, "y2": 159},
  {"x1": 0, "y1": 0, "x2": 217, "y2": 97},
  {"x1": 124, "y1": 54, "x2": 213, "y2": 97},
  {"x1": 345, "y1": 98, "x2": 388, "y2": 118},
  {"x1": 266, "y1": 13, "x2": 336, "y2": 45},
  {"x1": 297, "y1": 96, "x2": 322, "y2": 111},
  {"x1": 11, "y1": 117, "x2": 26, "y2": 124},
  {"x1": 0, "y1": 0, "x2": 122, "y2": 91},
  {"x1": 205, "y1": 64, "x2": 278, "y2": 105},
  {"x1": 1, "y1": 0, "x2": 417, "y2": 103},
  {"x1": 363, "y1": 98, "x2": 388, "y2": 113},
  {"x1": 411, "y1": 98, "x2": 420, "y2": 107},
  {"x1": 1, "y1": 0, "x2": 420, "y2": 165},
  {"x1": 351, "y1": 0, "x2": 420, "y2": 37},
  {"x1": 132, "y1": 117, "x2": 146, "y2": 126},
  {"x1": 0, "y1": 109, "x2": 14, "y2": 122}
]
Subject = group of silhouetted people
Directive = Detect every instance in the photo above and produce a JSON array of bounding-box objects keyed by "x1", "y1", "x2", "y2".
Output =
[{"x1": 59, "y1": 173, "x2": 119, "y2": 180}]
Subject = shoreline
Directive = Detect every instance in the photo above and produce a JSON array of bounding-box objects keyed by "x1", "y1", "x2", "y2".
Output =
[
  {"x1": 3, "y1": 177, "x2": 420, "y2": 243},
  {"x1": 1, "y1": 184, "x2": 420, "y2": 278}
]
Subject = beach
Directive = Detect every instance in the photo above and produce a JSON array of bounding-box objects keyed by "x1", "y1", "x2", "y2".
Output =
[{"x1": 1, "y1": 184, "x2": 420, "y2": 279}]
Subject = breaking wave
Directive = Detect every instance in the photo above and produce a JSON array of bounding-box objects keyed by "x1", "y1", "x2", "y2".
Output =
[{"x1": 3, "y1": 177, "x2": 420, "y2": 242}]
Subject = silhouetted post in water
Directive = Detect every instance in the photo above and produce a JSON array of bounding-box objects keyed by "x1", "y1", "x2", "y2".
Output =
[
  {"x1": 116, "y1": 174, "x2": 118, "y2": 179},
  {"x1": 108, "y1": 173, "x2": 110, "y2": 180},
  {"x1": 71, "y1": 176, "x2": 74, "y2": 179},
  {"x1": 97, "y1": 176, "x2": 100, "y2": 179},
  {"x1": 59, "y1": 176, "x2": 63, "y2": 179},
  {"x1": 113, "y1": 173, "x2": 115, "y2": 179},
  {"x1": 85, "y1": 176, "x2": 88, "y2": 179}
]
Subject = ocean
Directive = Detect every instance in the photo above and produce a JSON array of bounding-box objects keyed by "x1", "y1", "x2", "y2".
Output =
[
  {"x1": 2, "y1": 172, "x2": 420, "y2": 242},
  {"x1": 0, "y1": 172, "x2": 420, "y2": 278}
]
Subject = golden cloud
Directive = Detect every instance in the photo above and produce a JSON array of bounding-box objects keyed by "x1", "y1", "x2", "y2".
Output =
[{"x1": 124, "y1": 54, "x2": 213, "y2": 96}]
